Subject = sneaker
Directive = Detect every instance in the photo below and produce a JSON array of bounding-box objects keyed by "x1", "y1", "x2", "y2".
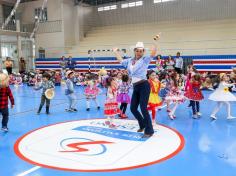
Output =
[
  {"x1": 97, "y1": 106, "x2": 100, "y2": 110},
  {"x1": 86, "y1": 108, "x2": 90, "y2": 111},
  {"x1": 166, "y1": 109, "x2": 171, "y2": 113},
  {"x1": 71, "y1": 108, "x2": 78, "y2": 112},
  {"x1": 210, "y1": 114, "x2": 217, "y2": 120},
  {"x1": 193, "y1": 114, "x2": 198, "y2": 119},
  {"x1": 1, "y1": 127, "x2": 8, "y2": 132},
  {"x1": 168, "y1": 114, "x2": 175, "y2": 120},
  {"x1": 227, "y1": 116, "x2": 236, "y2": 120},
  {"x1": 197, "y1": 112, "x2": 202, "y2": 116}
]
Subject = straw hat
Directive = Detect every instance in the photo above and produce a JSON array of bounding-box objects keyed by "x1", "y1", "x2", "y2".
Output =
[
  {"x1": 134, "y1": 42, "x2": 145, "y2": 49},
  {"x1": 66, "y1": 70, "x2": 74, "y2": 78},
  {"x1": 45, "y1": 89, "x2": 55, "y2": 100}
]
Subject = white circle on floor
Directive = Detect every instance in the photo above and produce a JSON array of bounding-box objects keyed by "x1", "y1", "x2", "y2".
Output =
[{"x1": 15, "y1": 119, "x2": 184, "y2": 172}]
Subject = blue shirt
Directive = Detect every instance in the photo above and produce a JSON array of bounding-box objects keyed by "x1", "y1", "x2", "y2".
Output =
[{"x1": 121, "y1": 56, "x2": 153, "y2": 80}]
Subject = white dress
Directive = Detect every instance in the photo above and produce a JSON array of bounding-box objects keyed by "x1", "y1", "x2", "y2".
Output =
[{"x1": 209, "y1": 82, "x2": 236, "y2": 101}]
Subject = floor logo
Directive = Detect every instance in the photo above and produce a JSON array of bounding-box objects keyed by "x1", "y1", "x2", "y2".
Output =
[
  {"x1": 14, "y1": 119, "x2": 185, "y2": 172},
  {"x1": 60, "y1": 138, "x2": 113, "y2": 155}
]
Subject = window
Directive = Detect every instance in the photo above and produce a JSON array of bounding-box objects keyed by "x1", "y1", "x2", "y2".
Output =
[
  {"x1": 1, "y1": 47, "x2": 9, "y2": 57},
  {"x1": 34, "y1": 8, "x2": 48, "y2": 22},
  {"x1": 154, "y1": 0, "x2": 175, "y2": 3},
  {"x1": 121, "y1": 1, "x2": 143, "y2": 8},
  {"x1": 97, "y1": 5, "x2": 117, "y2": 12},
  {"x1": 39, "y1": 49, "x2": 45, "y2": 58}
]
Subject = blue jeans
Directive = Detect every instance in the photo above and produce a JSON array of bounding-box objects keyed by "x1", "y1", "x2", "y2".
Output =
[
  {"x1": 0, "y1": 108, "x2": 9, "y2": 128},
  {"x1": 190, "y1": 100, "x2": 200, "y2": 115},
  {"x1": 130, "y1": 81, "x2": 154, "y2": 135}
]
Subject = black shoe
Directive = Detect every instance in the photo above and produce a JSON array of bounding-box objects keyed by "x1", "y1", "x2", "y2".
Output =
[
  {"x1": 97, "y1": 106, "x2": 100, "y2": 110},
  {"x1": 137, "y1": 128, "x2": 144, "y2": 132},
  {"x1": 86, "y1": 108, "x2": 90, "y2": 111},
  {"x1": 72, "y1": 108, "x2": 78, "y2": 112}
]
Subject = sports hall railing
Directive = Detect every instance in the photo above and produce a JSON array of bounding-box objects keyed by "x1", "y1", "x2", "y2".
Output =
[{"x1": 21, "y1": 20, "x2": 62, "y2": 33}]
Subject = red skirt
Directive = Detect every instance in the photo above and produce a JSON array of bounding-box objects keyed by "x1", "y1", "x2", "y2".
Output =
[
  {"x1": 104, "y1": 102, "x2": 120, "y2": 116},
  {"x1": 185, "y1": 89, "x2": 204, "y2": 101}
]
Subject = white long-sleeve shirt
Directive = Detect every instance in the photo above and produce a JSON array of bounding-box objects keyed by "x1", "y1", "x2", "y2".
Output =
[{"x1": 175, "y1": 57, "x2": 183, "y2": 69}]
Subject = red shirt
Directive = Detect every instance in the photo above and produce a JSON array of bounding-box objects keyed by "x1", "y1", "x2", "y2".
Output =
[{"x1": 0, "y1": 87, "x2": 14, "y2": 109}]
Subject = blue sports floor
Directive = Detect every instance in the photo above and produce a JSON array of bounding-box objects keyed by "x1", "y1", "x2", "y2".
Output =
[{"x1": 1, "y1": 85, "x2": 236, "y2": 176}]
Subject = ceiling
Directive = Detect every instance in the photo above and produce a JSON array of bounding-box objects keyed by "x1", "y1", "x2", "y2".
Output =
[{"x1": 74, "y1": 0, "x2": 127, "y2": 6}]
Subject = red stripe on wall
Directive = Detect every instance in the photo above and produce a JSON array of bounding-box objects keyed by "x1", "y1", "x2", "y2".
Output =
[{"x1": 193, "y1": 61, "x2": 236, "y2": 64}]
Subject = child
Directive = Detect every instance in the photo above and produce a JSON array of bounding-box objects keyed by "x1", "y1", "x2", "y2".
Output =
[
  {"x1": 84, "y1": 77, "x2": 100, "y2": 111},
  {"x1": 159, "y1": 72, "x2": 171, "y2": 112},
  {"x1": 14, "y1": 73, "x2": 23, "y2": 86},
  {"x1": 117, "y1": 74, "x2": 131, "y2": 119},
  {"x1": 184, "y1": 74, "x2": 204, "y2": 119},
  {"x1": 185, "y1": 65, "x2": 197, "y2": 91},
  {"x1": 0, "y1": 73, "x2": 14, "y2": 132},
  {"x1": 104, "y1": 77, "x2": 120, "y2": 128},
  {"x1": 65, "y1": 70, "x2": 77, "y2": 112},
  {"x1": 147, "y1": 70, "x2": 162, "y2": 125},
  {"x1": 54, "y1": 71, "x2": 62, "y2": 86},
  {"x1": 209, "y1": 73, "x2": 236, "y2": 120},
  {"x1": 178, "y1": 76, "x2": 185, "y2": 91},
  {"x1": 155, "y1": 55, "x2": 164, "y2": 73},
  {"x1": 9, "y1": 74, "x2": 15, "y2": 85},
  {"x1": 165, "y1": 73, "x2": 185, "y2": 120},
  {"x1": 34, "y1": 72, "x2": 55, "y2": 115}
]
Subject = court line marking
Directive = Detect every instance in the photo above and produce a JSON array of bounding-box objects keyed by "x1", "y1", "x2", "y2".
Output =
[
  {"x1": 16, "y1": 166, "x2": 41, "y2": 176},
  {"x1": 15, "y1": 101, "x2": 170, "y2": 175}
]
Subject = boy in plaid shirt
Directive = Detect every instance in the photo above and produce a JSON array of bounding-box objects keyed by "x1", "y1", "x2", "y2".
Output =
[
  {"x1": 0, "y1": 73, "x2": 14, "y2": 132},
  {"x1": 34, "y1": 72, "x2": 54, "y2": 115}
]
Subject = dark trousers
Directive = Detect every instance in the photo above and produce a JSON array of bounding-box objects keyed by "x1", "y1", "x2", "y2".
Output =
[
  {"x1": 0, "y1": 108, "x2": 9, "y2": 128},
  {"x1": 120, "y1": 103, "x2": 128, "y2": 114},
  {"x1": 175, "y1": 67, "x2": 182, "y2": 74},
  {"x1": 130, "y1": 81, "x2": 154, "y2": 135},
  {"x1": 38, "y1": 95, "x2": 50, "y2": 113},
  {"x1": 6, "y1": 67, "x2": 12, "y2": 75},
  {"x1": 190, "y1": 100, "x2": 200, "y2": 115}
]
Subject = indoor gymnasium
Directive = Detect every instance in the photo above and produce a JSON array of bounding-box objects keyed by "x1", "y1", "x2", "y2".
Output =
[{"x1": 0, "y1": 0, "x2": 236, "y2": 176}]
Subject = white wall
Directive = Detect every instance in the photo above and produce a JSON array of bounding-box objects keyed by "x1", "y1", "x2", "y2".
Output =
[
  {"x1": 18, "y1": 0, "x2": 236, "y2": 58},
  {"x1": 62, "y1": 0, "x2": 75, "y2": 47},
  {"x1": 19, "y1": 0, "x2": 65, "y2": 58},
  {"x1": 19, "y1": 0, "x2": 62, "y2": 23},
  {"x1": 94, "y1": 0, "x2": 236, "y2": 26}
]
